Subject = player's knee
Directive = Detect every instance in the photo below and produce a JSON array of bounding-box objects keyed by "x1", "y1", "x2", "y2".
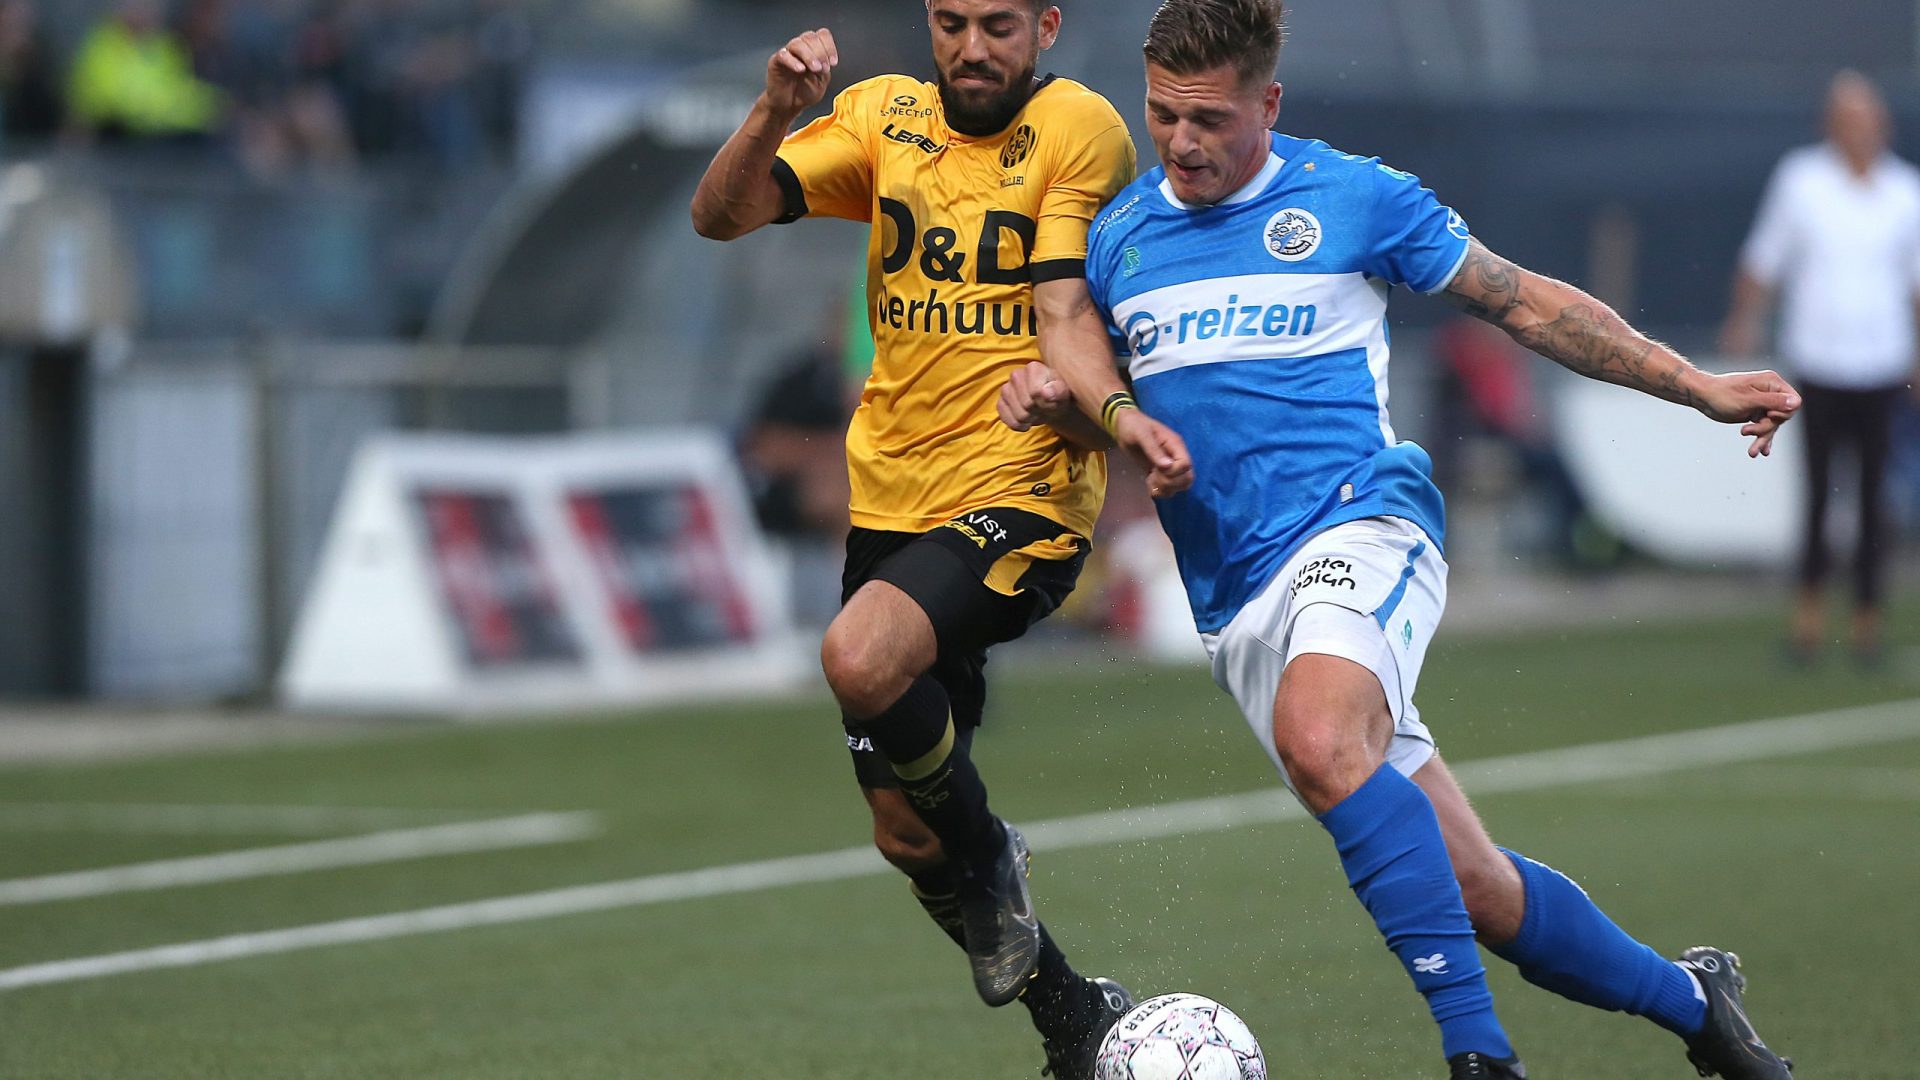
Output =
[
  {"x1": 820, "y1": 622, "x2": 900, "y2": 717},
  {"x1": 1271, "y1": 699, "x2": 1367, "y2": 809}
]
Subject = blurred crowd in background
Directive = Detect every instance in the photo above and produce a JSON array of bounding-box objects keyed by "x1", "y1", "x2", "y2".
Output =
[{"x1": 0, "y1": 0, "x2": 531, "y2": 175}]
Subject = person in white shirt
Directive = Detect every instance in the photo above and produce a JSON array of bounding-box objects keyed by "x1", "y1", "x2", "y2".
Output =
[{"x1": 1722, "y1": 69, "x2": 1920, "y2": 663}]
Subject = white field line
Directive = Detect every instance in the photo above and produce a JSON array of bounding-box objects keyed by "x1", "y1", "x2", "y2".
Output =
[
  {"x1": 0, "y1": 803, "x2": 488, "y2": 837},
  {"x1": 0, "y1": 813, "x2": 601, "y2": 906},
  {"x1": 1, "y1": 697, "x2": 1916, "y2": 992},
  {"x1": 1584, "y1": 764, "x2": 1920, "y2": 801}
]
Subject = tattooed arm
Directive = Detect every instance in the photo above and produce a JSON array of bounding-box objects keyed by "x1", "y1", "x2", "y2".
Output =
[{"x1": 1441, "y1": 238, "x2": 1802, "y2": 457}]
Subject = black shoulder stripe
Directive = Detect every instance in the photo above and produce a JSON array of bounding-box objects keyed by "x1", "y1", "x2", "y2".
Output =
[
  {"x1": 770, "y1": 157, "x2": 809, "y2": 225},
  {"x1": 1030, "y1": 258, "x2": 1086, "y2": 284}
]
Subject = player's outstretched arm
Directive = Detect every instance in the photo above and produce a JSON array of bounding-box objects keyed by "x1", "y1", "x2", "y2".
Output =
[
  {"x1": 689, "y1": 29, "x2": 837, "y2": 240},
  {"x1": 1021, "y1": 279, "x2": 1193, "y2": 496},
  {"x1": 1442, "y1": 238, "x2": 1802, "y2": 458}
]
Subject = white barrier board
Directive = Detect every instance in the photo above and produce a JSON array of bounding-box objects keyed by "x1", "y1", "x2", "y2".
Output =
[
  {"x1": 280, "y1": 430, "x2": 811, "y2": 713},
  {"x1": 1554, "y1": 375, "x2": 1803, "y2": 568}
]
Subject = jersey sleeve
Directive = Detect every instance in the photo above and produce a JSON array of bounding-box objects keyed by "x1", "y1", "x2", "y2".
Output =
[
  {"x1": 1739, "y1": 157, "x2": 1799, "y2": 287},
  {"x1": 771, "y1": 84, "x2": 875, "y2": 224},
  {"x1": 1083, "y1": 212, "x2": 1128, "y2": 358},
  {"x1": 1364, "y1": 162, "x2": 1472, "y2": 295},
  {"x1": 1031, "y1": 121, "x2": 1137, "y2": 283}
]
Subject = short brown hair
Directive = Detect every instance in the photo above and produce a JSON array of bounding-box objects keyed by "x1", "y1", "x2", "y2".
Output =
[{"x1": 1143, "y1": 0, "x2": 1286, "y2": 87}]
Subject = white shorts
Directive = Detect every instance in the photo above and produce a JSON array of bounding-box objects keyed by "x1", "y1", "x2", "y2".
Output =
[{"x1": 1199, "y1": 516, "x2": 1446, "y2": 792}]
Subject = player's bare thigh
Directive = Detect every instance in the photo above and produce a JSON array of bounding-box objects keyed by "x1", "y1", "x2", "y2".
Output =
[
  {"x1": 820, "y1": 579, "x2": 939, "y2": 719},
  {"x1": 1269, "y1": 652, "x2": 1396, "y2": 814}
]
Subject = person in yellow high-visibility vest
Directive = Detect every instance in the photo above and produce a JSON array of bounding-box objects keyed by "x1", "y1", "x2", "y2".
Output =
[{"x1": 67, "y1": 0, "x2": 222, "y2": 141}]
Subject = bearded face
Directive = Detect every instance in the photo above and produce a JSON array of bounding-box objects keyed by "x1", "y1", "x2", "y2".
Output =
[{"x1": 927, "y1": 1, "x2": 1056, "y2": 136}]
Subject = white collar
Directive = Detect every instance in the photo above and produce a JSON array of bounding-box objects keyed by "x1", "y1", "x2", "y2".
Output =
[{"x1": 1158, "y1": 151, "x2": 1285, "y2": 211}]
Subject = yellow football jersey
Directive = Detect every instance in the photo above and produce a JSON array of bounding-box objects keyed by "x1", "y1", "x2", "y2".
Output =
[{"x1": 774, "y1": 74, "x2": 1136, "y2": 542}]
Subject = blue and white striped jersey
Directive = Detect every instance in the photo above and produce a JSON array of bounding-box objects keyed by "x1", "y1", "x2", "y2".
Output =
[{"x1": 1086, "y1": 132, "x2": 1470, "y2": 633}]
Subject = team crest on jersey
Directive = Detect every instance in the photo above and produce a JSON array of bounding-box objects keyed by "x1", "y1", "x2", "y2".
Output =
[
  {"x1": 1001, "y1": 124, "x2": 1036, "y2": 169},
  {"x1": 1265, "y1": 208, "x2": 1322, "y2": 261}
]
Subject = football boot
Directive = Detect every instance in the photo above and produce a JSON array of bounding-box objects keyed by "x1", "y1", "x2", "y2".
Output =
[{"x1": 1678, "y1": 947, "x2": 1794, "y2": 1079}]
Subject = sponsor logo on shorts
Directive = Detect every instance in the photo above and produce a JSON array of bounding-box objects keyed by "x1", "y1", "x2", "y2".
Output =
[
  {"x1": 1401, "y1": 619, "x2": 1414, "y2": 649},
  {"x1": 942, "y1": 511, "x2": 1010, "y2": 550},
  {"x1": 847, "y1": 734, "x2": 875, "y2": 752},
  {"x1": 1292, "y1": 556, "x2": 1357, "y2": 595}
]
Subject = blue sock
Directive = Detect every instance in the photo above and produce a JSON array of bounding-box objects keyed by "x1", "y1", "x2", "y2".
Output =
[
  {"x1": 1489, "y1": 849, "x2": 1706, "y2": 1037},
  {"x1": 1318, "y1": 765, "x2": 1513, "y2": 1060}
]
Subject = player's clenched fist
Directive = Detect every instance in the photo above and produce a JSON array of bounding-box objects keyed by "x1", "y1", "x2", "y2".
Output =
[
  {"x1": 765, "y1": 29, "x2": 838, "y2": 119},
  {"x1": 997, "y1": 361, "x2": 1073, "y2": 431}
]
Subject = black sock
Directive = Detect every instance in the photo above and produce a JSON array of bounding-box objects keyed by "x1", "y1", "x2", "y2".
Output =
[
  {"x1": 908, "y1": 862, "x2": 964, "y2": 898},
  {"x1": 1021, "y1": 923, "x2": 1091, "y2": 1034},
  {"x1": 861, "y1": 677, "x2": 1003, "y2": 873},
  {"x1": 908, "y1": 863, "x2": 966, "y2": 949}
]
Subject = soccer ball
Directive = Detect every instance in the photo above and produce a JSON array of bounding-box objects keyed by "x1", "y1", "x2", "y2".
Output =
[{"x1": 1093, "y1": 992, "x2": 1267, "y2": 1080}]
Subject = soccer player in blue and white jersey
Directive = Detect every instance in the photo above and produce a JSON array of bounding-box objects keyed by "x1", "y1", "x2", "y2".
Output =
[{"x1": 999, "y1": 2, "x2": 1801, "y2": 1078}]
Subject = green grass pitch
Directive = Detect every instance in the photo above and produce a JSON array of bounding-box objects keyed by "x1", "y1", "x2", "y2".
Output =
[{"x1": 1, "y1": 604, "x2": 1916, "y2": 1078}]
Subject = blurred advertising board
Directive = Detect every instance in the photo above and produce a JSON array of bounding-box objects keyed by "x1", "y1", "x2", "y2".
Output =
[
  {"x1": 280, "y1": 431, "x2": 809, "y2": 713},
  {"x1": 1555, "y1": 365, "x2": 1800, "y2": 567}
]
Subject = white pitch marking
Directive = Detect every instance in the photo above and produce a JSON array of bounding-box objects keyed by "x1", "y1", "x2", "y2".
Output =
[
  {"x1": 0, "y1": 813, "x2": 601, "y2": 906},
  {"x1": 0, "y1": 803, "x2": 486, "y2": 837},
  {"x1": 2, "y1": 697, "x2": 1916, "y2": 992},
  {"x1": 1587, "y1": 764, "x2": 1920, "y2": 802}
]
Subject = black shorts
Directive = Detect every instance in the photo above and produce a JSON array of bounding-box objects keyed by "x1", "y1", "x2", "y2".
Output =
[{"x1": 841, "y1": 506, "x2": 1089, "y2": 789}]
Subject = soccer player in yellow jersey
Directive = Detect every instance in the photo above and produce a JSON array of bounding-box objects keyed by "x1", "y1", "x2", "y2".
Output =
[{"x1": 691, "y1": 3, "x2": 1188, "y2": 1075}]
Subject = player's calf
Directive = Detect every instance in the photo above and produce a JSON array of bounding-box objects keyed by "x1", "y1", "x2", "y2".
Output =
[
  {"x1": 1487, "y1": 849, "x2": 1710, "y2": 1037},
  {"x1": 868, "y1": 789, "x2": 944, "y2": 874},
  {"x1": 1317, "y1": 762, "x2": 1516, "y2": 1063}
]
